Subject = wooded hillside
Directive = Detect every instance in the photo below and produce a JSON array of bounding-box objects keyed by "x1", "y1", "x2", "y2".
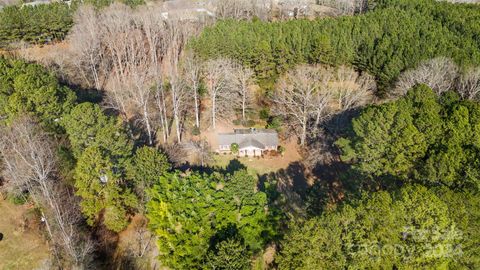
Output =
[
  {"x1": 192, "y1": 0, "x2": 480, "y2": 92},
  {"x1": 0, "y1": 0, "x2": 479, "y2": 269}
]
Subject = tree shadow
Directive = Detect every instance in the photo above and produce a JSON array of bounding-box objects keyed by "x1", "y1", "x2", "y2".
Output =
[
  {"x1": 208, "y1": 223, "x2": 241, "y2": 252},
  {"x1": 296, "y1": 108, "x2": 366, "y2": 216},
  {"x1": 58, "y1": 76, "x2": 104, "y2": 104},
  {"x1": 91, "y1": 223, "x2": 120, "y2": 269},
  {"x1": 127, "y1": 115, "x2": 152, "y2": 147},
  {"x1": 305, "y1": 161, "x2": 352, "y2": 216},
  {"x1": 178, "y1": 158, "x2": 248, "y2": 176},
  {"x1": 321, "y1": 108, "x2": 361, "y2": 138},
  {"x1": 224, "y1": 159, "x2": 247, "y2": 174},
  {"x1": 255, "y1": 162, "x2": 311, "y2": 219},
  {"x1": 275, "y1": 162, "x2": 309, "y2": 198},
  {"x1": 177, "y1": 162, "x2": 216, "y2": 175}
]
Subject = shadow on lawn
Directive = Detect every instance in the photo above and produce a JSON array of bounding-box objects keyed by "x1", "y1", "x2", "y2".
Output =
[{"x1": 178, "y1": 158, "x2": 249, "y2": 177}]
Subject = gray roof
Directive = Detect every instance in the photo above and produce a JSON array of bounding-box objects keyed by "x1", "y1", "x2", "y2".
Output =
[
  {"x1": 218, "y1": 128, "x2": 278, "y2": 150},
  {"x1": 239, "y1": 138, "x2": 265, "y2": 149}
]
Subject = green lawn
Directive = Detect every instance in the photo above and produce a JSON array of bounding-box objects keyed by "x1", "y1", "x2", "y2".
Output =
[{"x1": 211, "y1": 154, "x2": 280, "y2": 176}]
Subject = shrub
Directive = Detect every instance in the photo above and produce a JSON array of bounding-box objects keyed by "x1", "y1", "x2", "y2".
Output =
[
  {"x1": 259, "y1": 108, "x2": 270, "y2": 120},
  {"x1": 244, "y1": 120, "x2": 256, "y2": 127},
  {"x1": 267, "y1": 117, "x2": 282, "y2": 131},
  {"x1": 231, "y1": 143, "x2": 239, "y2": 154},
  {"x1": 191, "y1": 126, "x2": 201, "y2": 136},
  {"x1": 7, "y1": 193, "x2": 28, "y2": 205}
]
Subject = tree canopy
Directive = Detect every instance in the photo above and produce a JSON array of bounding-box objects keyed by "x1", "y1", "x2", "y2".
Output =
[
  {"x1": 191, "y1": 0, "x2": 480, "y2": 93},
  {"x1": 62, "y1": 102, "x2": 132, "y2": 161},
  {"x1": 63, "y1": 102, "x2": 137, "y2": 231},
  {"x1": 0, "y1": 57, "x2": 76, "y2": 131},
  {"x1": 337, "y1": 85, "x2": 480, "y2": 191},
  {"x1": 74, "y1": 145, "x2": 137, "y2": 232},
  {"x1": 278, "y1": 185, "x2": 478, "y2": 269},
  {"x1": 0, "y1": 3, "x2": 74, "y2": 47},
  {"x1": 146, "y1": 170, "x2": 275, "y2": 269}
]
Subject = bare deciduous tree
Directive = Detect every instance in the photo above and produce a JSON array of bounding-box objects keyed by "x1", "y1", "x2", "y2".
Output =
[
  {"x1": 68, "y1": 6, "x2": 107, "y2": 91},
  {"x1": 319, "y1": 0, "x2": 370, "y2": 15},
  {"x1": 126, "y1": 59, "x2": 156, "y2": 145},
  {"x1": 273, "y1": 65, "x2": 375, "y2": 145},
  {"x1": 186, "y1": 140, "x2": 213, "y2": 167},
  {"x1": 273, "y1": 65, "x2": 330, "y2": 145},
  {"x1": 330, "y1": 65, "x2": 375, "y2": 111},
  {"x1": 135, "y1": 6, "x2": 170, "y2": 143},
  {"x1": 169, "y1": 74, "x2": 188, "y2": 142},
  {"x1": 215, "y1": 0, "x2": 272, "y2": 20},
  {"x1": 231, "y1": 63, "x2": 255, "y2": 122},
  {"x1": 182, "y1": 52, "x2": 202, "y2": 129},
  {"x1": 203, "y1": 59, "x2": 234, "y2": 129},
  {"x1": 163, "y1": 143, "x2": 188, "y2": 166},
  {"x1": 163, "y1": 20, "x2": 199, "y2": 142},
  {"x1": 457, "y1": 67, "x2": 480, "y2": 101},
  {"x1": 100, "y1": 4, "x2": 134, "y2": 118},
  {"x1": 0, "y1": 117, "x2": 95, "y2": 269},
  {"x1": 393, "y1": 57, "x2": 459, "y2": 97},
  {"x1": 65, "y1": 3, "x2": 206, "y2": 144}
]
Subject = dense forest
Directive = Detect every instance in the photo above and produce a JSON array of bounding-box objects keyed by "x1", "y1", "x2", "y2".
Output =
[
  {"x1": 0, "y1": 3, "x2": 74, "y2": 47},
  {"x1": 0, "y1": 0, "x2": 479, "y2": 269},
  {"x1": 0, "y1": 0, "x2": 145, "y2": 47},
  {"x1": 192, "y1": 0, "x2": 480, "y2": 92}
]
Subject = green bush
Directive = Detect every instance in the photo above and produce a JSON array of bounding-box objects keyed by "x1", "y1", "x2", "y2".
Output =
[
  {"x1": 231, "y1": 143, "x2": 239, "y2": 154},
  {"x1": 191, "y1": 126, "x2": 201, "y2": 136},
  {"x1": 7, "y1": 193, "x2": 28, "y2": 205},
  {"x1": 267, "y1": 117, "x2": 282, "y2": 131},
  {"x1": 232, "y1": 119, "x2": 242, "y2": 126},
  {"x1": 337, "y1": 85, "x2": 480, "y2": 190},
  {"x1": 259, "y1": 108, "x2": 270, "y2": 120}
]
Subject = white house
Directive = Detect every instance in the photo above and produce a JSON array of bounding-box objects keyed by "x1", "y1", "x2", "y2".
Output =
[{"x1": 217, "y1": 128, "x2": 279, "y2": 157}]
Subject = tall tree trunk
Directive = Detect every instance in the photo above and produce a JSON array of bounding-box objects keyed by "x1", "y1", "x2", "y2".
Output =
[
  {"x1": 212, "y1": 93, "x2": 216, "y2": 129},
  {"x1": 242, "y1": 94, "x2": 246, "y2": 122},
  {"x1": 155, "y1": 87, "x2": 168, "y2": 143},
  {"x1": 143, "y1": 103, "x2": 153, "y2": 145},
  {"x1": 301, "y1": 115, "x2": 307, "y2": 145},
  {"x1": 89, "y1": 53, "x2": 101, "y2": 90},
  {"x1": 174, "y1": 112, "x2": 181, "y2": 142},
  {"x1": 161, "y1": 89, "x2": 169, "y2": 138},
  {"x1": 193, "y1": 82, "x2": 200, "y2": 128}
]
